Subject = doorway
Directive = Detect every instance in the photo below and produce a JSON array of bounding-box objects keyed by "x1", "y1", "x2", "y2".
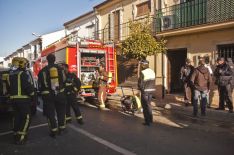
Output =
[{"x1": 167, "y1": 49, "x2": 187, "y2": 93}]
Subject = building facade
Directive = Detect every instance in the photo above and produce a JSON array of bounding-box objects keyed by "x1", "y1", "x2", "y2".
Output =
[
  {"x1": 154, "y1": 0, "x2": 234, "y2": 96},
  {"x1": 63, "y1": 11, "x2": 98, "y2": 41},
  {"x1": 4, "y1": 29, "x2": 65, "y2": 68}
]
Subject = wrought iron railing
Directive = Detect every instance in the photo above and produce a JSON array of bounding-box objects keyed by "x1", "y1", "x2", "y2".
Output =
[
  {"x1": 155, "y1": 0, "x2": 234, "y2": 32},
  {"x1": 93, "y1": 17, "x2": 155, "y2": 44}
]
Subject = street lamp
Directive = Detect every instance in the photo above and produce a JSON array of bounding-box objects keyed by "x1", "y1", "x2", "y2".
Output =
[{"x1": 32, "y1": 32, "x2": 41, "y2": 38}]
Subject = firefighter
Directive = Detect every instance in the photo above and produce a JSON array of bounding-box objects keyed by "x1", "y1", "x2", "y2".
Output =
[
  {"x1": 9, "y1": 57, "x2": 35, "y2": 145},
  {"x1": 97, "y1": 62, "x2": 108, "y2": 110},
  {"x1": 62, "y1": 64, "x2": 84, "y2": 125},
  {"x1": 138, "y1": 60, "x2": 156, "y2": 126},
  {"x1": 38, "y1": 54, "x2": 67, "y2": 138}
]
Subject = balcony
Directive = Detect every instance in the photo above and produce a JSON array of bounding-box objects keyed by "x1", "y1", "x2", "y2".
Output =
[
  {"x1": 154, "y1": 0, "x2": 234, "y2": 33},
  {"x1": 94, "y1": 17, "x2": 155, "y2": 44}
]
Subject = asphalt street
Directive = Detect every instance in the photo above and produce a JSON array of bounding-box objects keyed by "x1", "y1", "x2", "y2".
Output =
[{"x1": 0, "y1": 103, "x2": 234, "y2": 155}]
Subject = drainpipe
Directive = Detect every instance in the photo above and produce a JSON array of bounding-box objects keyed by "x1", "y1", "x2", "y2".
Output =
[{"x1": 162, "y1": 52, "x2": 165, "y2": 99}]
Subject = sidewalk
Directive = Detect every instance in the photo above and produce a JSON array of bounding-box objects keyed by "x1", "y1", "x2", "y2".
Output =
[{"x1": 106, "y1": 87, "x2": 234, "y2": 123}]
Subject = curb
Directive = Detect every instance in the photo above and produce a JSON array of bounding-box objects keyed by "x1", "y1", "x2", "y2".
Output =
[{"x1": 106, "y1": 95, "x2": 234, "y2": 123}]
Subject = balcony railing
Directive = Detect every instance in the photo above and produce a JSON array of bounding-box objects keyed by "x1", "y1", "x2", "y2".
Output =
[
  {"x1": 155, "y1": 0, "x2": 234, "y2": 33},
  {"x1": 93, "y1": 17, "x2": 156, "y2": 44}
]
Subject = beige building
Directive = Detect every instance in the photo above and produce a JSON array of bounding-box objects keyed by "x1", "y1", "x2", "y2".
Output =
[
  {"x1": 93, "y1": 0, "x2": 234, "y2": 105},
  {"x1": 154, "y1": 0, "x2": 234, "y2": 96},
  {"x1": 94, "y1": 0, "x2": 156, "y2": 43},
  {"x1": 94, "y1": 0, "x2": 157, "y2": 83}
]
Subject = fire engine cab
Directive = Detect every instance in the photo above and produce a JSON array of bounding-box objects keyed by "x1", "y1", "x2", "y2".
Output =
[{"x1": 33, "y1": 37, "x2": 117, "y2": 97}]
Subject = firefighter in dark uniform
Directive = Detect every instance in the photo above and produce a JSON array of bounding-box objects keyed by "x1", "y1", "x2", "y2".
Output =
[
  {"x1": 138, "y1": 60, "x2": 156, "y2": 126},
  {"x1": 97, "y1": 62, "x2": 108, "y2": 110},
  {"x1": 62, "y1": 64, "x2": 84, "y2": 124},
  {"x1": 9, "y1": 57, "x2": 35, "y2": 145},
  {"x1": 38, "y1": 54, "x2": 66, "y2": 137},
  {"x1": 214, "y1": 57, "x2": 233, "y2": 113}
]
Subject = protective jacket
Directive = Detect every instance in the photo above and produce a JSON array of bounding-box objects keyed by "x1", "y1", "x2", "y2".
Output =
[
  {"x1": 9, "y1": 69, "x2": 34, "y2": 101},
  {"x1": 65, "y1": 72, "x2": 81, "y2": 95},
  {"x1": 138, "y1": 68, "x2": 156, "y2": 94}
]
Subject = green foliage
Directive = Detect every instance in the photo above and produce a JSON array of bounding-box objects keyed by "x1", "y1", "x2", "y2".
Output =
[{"x1": 121, "y1": 17, "x2": 166, "y2": 60}]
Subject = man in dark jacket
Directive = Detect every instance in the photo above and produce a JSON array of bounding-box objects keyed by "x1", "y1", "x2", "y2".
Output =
[
  {"x1": 190, "y1": 57, "x2": 212, "y2": 117},
  {"x1": 180, "y1": 58, "x2": 194, "y2": 106},
  {"x1": 38, "y1": 54, "x2": 67, "y2": 138},
  {"x1": 138, "y1": 60, "x2": 155, "y2": 126},
  {"x1": 214, "y1": 57, "x2": 233, "y2": 113},
  {"x1": 9, "y1": 57, "x2": 35, "y2": 145},
  {"x1": 62, "y1": 64, "x2": 84, "y2": 125}
]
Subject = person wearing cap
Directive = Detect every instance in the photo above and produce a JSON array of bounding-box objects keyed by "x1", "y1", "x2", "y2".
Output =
[
  {"x1": 138, "y1": 60, "x2": 155, "y2": 126},
  {"x1": 180, "y1": 58, "x2": 195, "y2": 106},
  {"x1": 9, "y1": 57, "x2": 35, "y2": 145},
  {"x1": 97, "y1": 62, "x2": 108, "y2": 110},
  {"x1": 38, "y1": 53, "x2": 67, "y2": 138},
  {"x1": 214, "y1": 57, "x2": 233, "y2": 113},
  {"x1": 190, "y1": 57, "x2": 212, "y2": 117}
]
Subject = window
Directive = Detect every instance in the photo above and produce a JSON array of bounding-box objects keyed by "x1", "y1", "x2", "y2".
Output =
[
  {"x1": 87, "y1": 25, "x2": 95, "y2": 39},
  {"x1": 137, "y1": 1, "x2": 151, "y2": 17},
  {"x1": 217, "y1": 44, "x2": 234, "y2": 61}
]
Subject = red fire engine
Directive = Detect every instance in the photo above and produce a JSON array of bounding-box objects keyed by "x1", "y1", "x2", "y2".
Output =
[{"x1": 33, "y1": 37, "x2": 117, "y2": 97}]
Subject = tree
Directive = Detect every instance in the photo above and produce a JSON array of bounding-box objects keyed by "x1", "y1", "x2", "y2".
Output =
[{"x1": 121, "y1": 17, "x2": 166, "y2": 60}]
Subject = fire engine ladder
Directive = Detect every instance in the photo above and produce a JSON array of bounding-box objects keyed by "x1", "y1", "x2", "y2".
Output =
[{"x1": 107, "y1": 45, "x2": 116, "y2": 82}]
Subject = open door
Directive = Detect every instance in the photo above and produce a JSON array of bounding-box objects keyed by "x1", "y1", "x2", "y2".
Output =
[{"x1": 167, "y1": 48, "x2": 187, "y2": 93}]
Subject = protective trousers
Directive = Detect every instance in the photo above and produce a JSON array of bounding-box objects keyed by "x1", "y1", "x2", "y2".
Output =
[
  {"x1": 141, "y1": 92, "x2": 153, "y2": 124},
  {"x1": 218, "y1": 84, "x2": 233, "y2": 110},
  {"x1": 12, "y1": 100, "x2": 31, "y2": 143},
  {"x1": 66, "y1": 94, "x2": 82, "y2": 122},
  {"x1": 98, "y1": 85, "x2": 107, "y2": 108},
  {"x1": 43, "y1": 93, "x2": 66, "y2": 134}
]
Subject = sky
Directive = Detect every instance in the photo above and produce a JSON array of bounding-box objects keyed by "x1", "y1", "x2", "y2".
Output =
[{"x1": 0, "y1": 0, "x2": 105, "y2": 57}]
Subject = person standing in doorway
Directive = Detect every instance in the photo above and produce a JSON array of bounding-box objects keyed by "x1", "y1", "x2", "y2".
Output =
[{"x1": 180, "y1": 58, "x2": 195, "y2": 106}]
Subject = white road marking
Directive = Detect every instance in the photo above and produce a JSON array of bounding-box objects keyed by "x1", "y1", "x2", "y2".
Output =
[
  {"x1": 0, "y1": 123, "x2": 47, "y2": 136},
  {"x1": 69, "y1": 124, "x2": 137, "y2": 155}
]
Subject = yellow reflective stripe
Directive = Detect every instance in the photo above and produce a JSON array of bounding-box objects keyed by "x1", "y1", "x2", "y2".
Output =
[
  {"x1": 76, "y1": 116, "x2": 82, "y2": 120},
  {"x1": 100, "y1": 104, "x2": 105, "y2": 108},
  {"x1": 59, "y1": 88, "x2": 64, "y2": 92},
  {"x1": 18, "y1": 71, "x2": 23, "y2": 96},
  {"x1": 65, "y1": 83, "x2": 72, "y2": 86},
  {"x1": 51, "y1": 128, "x2": 58, "y2": 132},
  {"x1": 10, "y1": 95, "x2": 30, "y2": 99},
  {"x1": 81, "y1": 85, "x2": 92, "y2": 89},
  {"x1": 41, "y1": 91, "x2": 49, "y2": 94},
  {"x1": 74, "y1": 87, "x2": 78, "y2": 91},
  {"x1": 66, "y1": 117, "x2": 72, "y2": 120},
  {"x1": 17, "y1": 131, "x2": 26, "y2": 135},
  {"x1": 30, "y1": 92, "x2": 35, "y2": 96},
  {"x1": 59, "y1": 126, "x2": 66, "y2": 129},
  {"x1": 20, "y1": 114, "x2": 30, "y2": 141},
  {"x1": 43, "y1": 72, "x2": 48, "y2": 88}
]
